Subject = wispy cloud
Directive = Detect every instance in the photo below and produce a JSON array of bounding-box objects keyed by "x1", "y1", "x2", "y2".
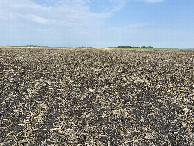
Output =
[
  {"x1": 108, "y1": 0, "x2": 126, "y2": 12},
  {"x1": 0, "y1": 0, "x2": 127, "y2": 46},
  {"x1": 17, "y1": 14, "x2": 49, "y2": 24},
  {"x1": 137, "y1": 0, "x2": 164, "y2": 3},
  {"x1": 0, "y1": 0, "x2": 126, "y2": 25}
]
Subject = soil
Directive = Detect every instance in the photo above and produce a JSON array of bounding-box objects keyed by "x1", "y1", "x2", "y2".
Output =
[{"x1": 0, "y1": 47, "x2": 193, "y2": 145}]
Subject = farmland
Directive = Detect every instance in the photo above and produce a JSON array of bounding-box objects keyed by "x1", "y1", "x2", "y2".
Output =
[{"x1": 0, "y1": 47, "x2": 193, "y2": 145}]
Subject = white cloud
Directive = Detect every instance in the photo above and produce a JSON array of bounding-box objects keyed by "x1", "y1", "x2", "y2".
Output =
[
  {"x1": 0, "y1": 0, "x2": 127, "y2": 46},
  {"x1": 108, "y1": 0, "x2": 126, "y2": 12},
  {"x1": 17, "y1": 14, "x2": 49, "y2": 24},
  {"x1": 0, "y1": 0, "x2": 126, "y2": 25},
  {"x1": 138, "y1": 0, "x2": 164, "y2": 3}
]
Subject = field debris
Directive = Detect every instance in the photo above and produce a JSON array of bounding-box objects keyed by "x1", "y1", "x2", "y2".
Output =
[{"x1": 0, "y1": 47, "x2": 193, "y2": 145}]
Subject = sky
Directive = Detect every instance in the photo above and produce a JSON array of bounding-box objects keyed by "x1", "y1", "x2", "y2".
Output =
[{"x1": 0, "y1": 0, "x2": 194, "y2": 48}]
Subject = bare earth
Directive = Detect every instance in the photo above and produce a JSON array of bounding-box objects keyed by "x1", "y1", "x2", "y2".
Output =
[{"x1": 0, "y1": 47, "x2": 193, "y2": 145}]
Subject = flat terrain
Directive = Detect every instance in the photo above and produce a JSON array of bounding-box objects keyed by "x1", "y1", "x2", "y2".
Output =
[{"x1": 0, "y1": 47, "x2": 193, "y2": 145}]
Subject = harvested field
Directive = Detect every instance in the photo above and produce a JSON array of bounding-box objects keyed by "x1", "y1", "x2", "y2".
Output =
[{"x1": 0, "y1": 47, "x2": 193, "y2": 145}]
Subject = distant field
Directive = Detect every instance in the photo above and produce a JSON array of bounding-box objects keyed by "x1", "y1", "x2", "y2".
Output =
[{"x1": 0, "y1": 47, "x2": 193, "y2": 145}]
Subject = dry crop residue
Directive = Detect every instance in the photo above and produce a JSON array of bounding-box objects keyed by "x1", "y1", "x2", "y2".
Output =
[{"x1": 0, "y1": 47, "x2": 193, "y2": 145}]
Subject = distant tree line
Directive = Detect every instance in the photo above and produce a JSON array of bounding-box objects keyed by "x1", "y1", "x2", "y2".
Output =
[
  {"x1": 26, "y1": 45, "x2": 48, "y2": 47},
  {"x1": 76, "y1": 46, "x2": 93, "y2": 48},
  {"x1": 141, "y1": 46, "x2": 153, "y2": 48},
  {"x1": 117, "y1": 46, "x2": 153, "y2": 48},
  {"x1": 118, "y1": 46, "x2": 139, "y2": 48}
]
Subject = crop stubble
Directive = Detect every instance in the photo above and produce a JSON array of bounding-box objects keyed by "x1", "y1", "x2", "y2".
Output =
[{"x1": 0, "y1": 47, "x2": 193, "y2": 145}]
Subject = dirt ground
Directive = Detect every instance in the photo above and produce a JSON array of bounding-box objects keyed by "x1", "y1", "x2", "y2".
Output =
[{"x1": 0, "y1": 47, "x2": 193, "y2": 145}]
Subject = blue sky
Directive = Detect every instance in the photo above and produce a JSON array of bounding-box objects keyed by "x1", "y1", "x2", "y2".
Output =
[{"x1": 0, "y1": 0, "x2": 194, "y2": 48}]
